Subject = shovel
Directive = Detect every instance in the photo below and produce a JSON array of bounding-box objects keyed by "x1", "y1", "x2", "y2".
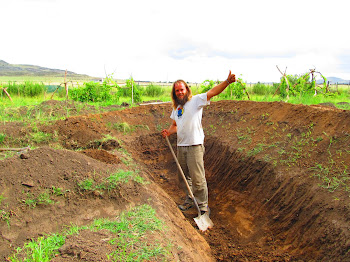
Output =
[{"x1": 165, "y1": 136, "x2": 214, "y2": 231}]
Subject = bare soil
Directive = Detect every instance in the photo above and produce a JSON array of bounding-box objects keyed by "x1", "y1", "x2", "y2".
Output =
[{"x1": 1, "y1": 99, "x2": 350, "y2": 261}]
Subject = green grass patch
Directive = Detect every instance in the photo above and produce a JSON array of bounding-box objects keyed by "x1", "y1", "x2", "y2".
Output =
[
  {"x1": 112, "y1": 122, "x2": 149, "y2": 134},
  {"x1": 0, "y1": 194, "x2": 11, "y2": 226},
  {"x1": 9, "y1": 205, "x2": 170, "y2": 262},
  {"x1": 24, "y1": 191, "x2": 53, "y2": 208},
  {"x1": 0, "y1": 133, "x2": 6, "y2": 144},
  {"x1": 78, "y1": 170, "x2": 148, "y2": 193},
  {"x1": 310, "y1": 163, "x2": 350, "y2": 193}
]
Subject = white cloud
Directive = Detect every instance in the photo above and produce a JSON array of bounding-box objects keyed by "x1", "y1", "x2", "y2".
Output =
[{"x1": 1, "y1": 0, "x2": 349, "y2": 83}]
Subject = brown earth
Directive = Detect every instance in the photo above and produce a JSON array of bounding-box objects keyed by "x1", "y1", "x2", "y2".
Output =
[{"x1": 0, "y1": 99, "x2": 350, "y2": 261}]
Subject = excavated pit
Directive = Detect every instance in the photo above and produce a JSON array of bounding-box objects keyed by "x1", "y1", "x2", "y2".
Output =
[
  {"x1": 2, "y1": 100, "x2": 350, "y2": 261},
  {"x1": 132, "y1": 133, "x2": 350, "y2": 261}
]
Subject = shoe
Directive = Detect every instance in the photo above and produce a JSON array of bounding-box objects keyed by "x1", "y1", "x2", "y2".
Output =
[
  {"x1": 178, "y1": 202, "x2": 194, "y2": 211},
  {"x1": 200, "y1": 207, "x2": 211, "y2": 216}
]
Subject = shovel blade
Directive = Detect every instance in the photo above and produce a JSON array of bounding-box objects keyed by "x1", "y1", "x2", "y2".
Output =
[{"x1": 194, "y1": 213, "x2": 214, "y2": 231}]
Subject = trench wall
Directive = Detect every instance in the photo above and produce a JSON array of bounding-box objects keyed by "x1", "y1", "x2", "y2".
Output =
[{"x1": 204, "y1": 136, "x2": 350, "y2": 261}]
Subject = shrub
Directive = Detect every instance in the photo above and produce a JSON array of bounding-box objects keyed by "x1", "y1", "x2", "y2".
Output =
[
  {"x1": 252, "y1": 82, "x2": 269, "y2": 95},
  {"x1": 69, "y1": 81, "x2": 117, "y2": 102},
  {"x1": 144, "y1": 84, "x2": 164, "y2": 97}
]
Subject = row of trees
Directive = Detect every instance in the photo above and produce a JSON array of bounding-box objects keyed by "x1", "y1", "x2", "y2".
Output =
[{"x1": 200, "y1": 68, "x2": 332, "y2": 101}]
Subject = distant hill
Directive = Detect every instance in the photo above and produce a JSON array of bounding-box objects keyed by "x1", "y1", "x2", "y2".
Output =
[
  {"x1": 317, "y1": 76, "x2": 350, "y2": 84},
  {"x1": 0, "y1": 60, "x2": 94, "y2": 79}
]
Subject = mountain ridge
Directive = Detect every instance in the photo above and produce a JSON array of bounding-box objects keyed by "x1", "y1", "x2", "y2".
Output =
[{"x1": 0, "y1": 60, "x2": 93, "y2": 78}]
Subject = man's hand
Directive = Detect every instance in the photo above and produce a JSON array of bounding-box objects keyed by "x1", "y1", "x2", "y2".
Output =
[
  {"x1": 227, "y1": 70, "x2": 236, "y2": 84},
  {"x1": 161, "y1": 129, "x2": 170, "y2": 138},
  {"x1": 207, "y1": 70, "x2": 236, "y2": 100}
]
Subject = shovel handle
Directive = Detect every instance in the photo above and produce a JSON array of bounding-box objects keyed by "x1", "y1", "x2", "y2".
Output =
[{"x1": 165, "y1": 136, "x2": 201, "y2": 217}]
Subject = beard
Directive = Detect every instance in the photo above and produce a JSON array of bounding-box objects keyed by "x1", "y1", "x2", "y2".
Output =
[{"x1": 176, "y1": 93, "x2": 189, "y2": 106}]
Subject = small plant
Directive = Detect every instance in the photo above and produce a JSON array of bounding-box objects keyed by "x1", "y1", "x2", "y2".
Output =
[
  {"x1": 37, "y1": 192, "x2": 53, "y2": 205},
  {"x1": 78, "y1": 178, "x2": 95, "y2": 191},
  {"x1": 51, "y1": 186, "x2": 68, "y2": 196},
  {"x1": 0, "y1": 194, "x2": 11, "y2": 226},
  {"x1": 78, "y1": 170, "x2": 147, "y2": 194},
  {"x1": 24, "y1": 193, "x2": 38, "y2": 208},
  {"x1": 0, "y1": 133, "x2": 6, "y2": 144},
  {"x1": 114, "y1": 122, "x2": 132, "y2": 134},
  {"x1": 24, "y1": 191, "x2": 53, "y2": 208},
  {"x1": 29, "y1": 131, "x2": 53, "y2": 144},
  {"x1": 247, "y1": 143, "x2": 265, "y2": 157},
  {"x1": 9, "y1": 233, "x2": 66, "y2": 262},
  {"x1": 0, "y1": 209, "x2": 11, "y2": 226}
]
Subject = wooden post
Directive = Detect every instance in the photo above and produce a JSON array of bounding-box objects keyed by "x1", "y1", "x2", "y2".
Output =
[
  {"x1": 1, "y1": 85, "x2": 13, "y2": 102},
  {"x1": 64, "y1": 69, "x2": 68, "y2": 100},
  {"x1": 131, "y1": 78, "x2": 134, "y2": 104}
]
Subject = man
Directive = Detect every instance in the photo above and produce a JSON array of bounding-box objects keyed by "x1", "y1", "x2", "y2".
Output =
[{"x1": 162, "y1": 71, "x2": 236, "y2": 216}]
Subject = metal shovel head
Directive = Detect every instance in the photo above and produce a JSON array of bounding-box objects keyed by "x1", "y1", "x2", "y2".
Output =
[{"x1": 194, "y1": 213, "x2": 214, "y2": 231}]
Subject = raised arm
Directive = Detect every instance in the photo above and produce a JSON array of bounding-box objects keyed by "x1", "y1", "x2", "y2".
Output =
[{"x1": 207, "y1": 70, "x2": 236, "y2": 100}]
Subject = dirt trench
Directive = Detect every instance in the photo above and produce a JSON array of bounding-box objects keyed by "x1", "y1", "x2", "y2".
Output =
[
  {"x1": 1, "y1": 100, "x2": 350, "y2": 261},
  {"x1": 131, "y1": 133, "x2": 350, "y2": 261}
]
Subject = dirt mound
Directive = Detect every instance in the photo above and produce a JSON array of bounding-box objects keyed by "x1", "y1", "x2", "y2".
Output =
[
  {"x1": 1, "y1": 99, "x2": 350, "y2": 261},
  {"x1": 0, "y1": 146, "x2": 212, "y2": 261}
]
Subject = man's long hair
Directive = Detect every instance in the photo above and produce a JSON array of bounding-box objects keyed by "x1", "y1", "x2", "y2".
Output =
[{"x1": 171, "y1": 80, "x2": 192, "y2": 109}]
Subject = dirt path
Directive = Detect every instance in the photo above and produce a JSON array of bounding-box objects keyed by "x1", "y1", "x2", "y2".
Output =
[{"x1": 1, "y1": 100, "x2": 349, "y2": 261}]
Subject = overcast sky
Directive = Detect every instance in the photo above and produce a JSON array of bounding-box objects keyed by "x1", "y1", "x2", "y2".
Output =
[{"x1": 1, "y1": 0, "x2": 349, "y2": 83}]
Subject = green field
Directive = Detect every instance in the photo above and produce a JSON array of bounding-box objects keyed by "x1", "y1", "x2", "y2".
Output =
[{"x1": 1, "y1": 76, "x2": 349, "y2": 112}]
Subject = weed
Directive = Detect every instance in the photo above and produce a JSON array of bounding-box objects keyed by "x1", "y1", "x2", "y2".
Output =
[
  {"x1": 114, "y1": 122, "x2": 132, "y2": 134},
  {"x1": 310, "y1": 163, "x2": 350, "y2": 193},
  {"x1": 134, "y1": 124, "x2": 150, "y2": 131},
  {"x1": 9, "y1": 233, "x2": 65, "y2": 262},
  {"x1": 0, "y1": 133, "x2": 6, "y2": 144},
  {"x1": 247, "y1": 143, "x2": 265, "y2": 157},
  {"x1": 78, "y1": 170, "x2": 147, "y2": 194},
  {"x1": 29, "y1": 131, "x2": 53, "y2": 144},
  {"x1": 23, "y1": 190, "x2": 55, "y2": 208},
  {"x1": 237, "y1": 147, "x2": 245, "y2": 152},
  {"x1": 24, "y1": 193, "x2": 39, "y2": 208},
  {"x1": 0, "y1": 209, "x2": 11, "y2": 226},
  {"x1": 78, "y1": 178, "x2": 95, "y2": 191},
  {"x1": 37, "y1": 192, "x2": 53, "y2": 205},
  {"x1": 105, "y1": 205, "x2": 169, "y2": 261},
  {"x1": 156, "y1": 123, "x2": 167, "y2": 132},
  {"x1": 0, "y1": 194, "x2": 11, "y2": 226},
  {"x1": 51, "y1": 186, "x2": 68, "y2": 196}
]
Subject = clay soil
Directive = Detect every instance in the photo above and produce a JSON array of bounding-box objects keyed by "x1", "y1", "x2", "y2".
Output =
[{"x1": 1, "y1": 99, "x2": 350, "y2": 261}]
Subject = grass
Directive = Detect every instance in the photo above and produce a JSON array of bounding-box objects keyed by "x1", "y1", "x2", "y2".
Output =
[
  {"x1": 77, "y1": 170, "x2": 148, "y2": 193},
  {"x1": 24, "y1": 191, "x2": 54, "y2": 208},
  {"x1": 8, "y1": 204, "x2": 171, "y2": 262},
  {"x1": 0, "y1": 133, "x2": 6, "y2": 144},
  {"x1": 233, "y1": 115, "x2": 350, "y2": 194},
  {"x1": 0, "y1": 194, "x2": 11, "y2": 226},
  {"x1": 111, "y1": 122, "x2": 150, "y2": 134}
]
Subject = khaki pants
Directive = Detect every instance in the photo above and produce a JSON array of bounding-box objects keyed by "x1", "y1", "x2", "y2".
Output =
[{"x1": 177, "y1": 144, "x2": 208, "y2": 211}]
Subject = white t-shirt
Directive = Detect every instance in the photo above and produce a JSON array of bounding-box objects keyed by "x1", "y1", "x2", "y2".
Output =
[{"x1": 170, "y1": 93, "x2": 210, "y2": 146}]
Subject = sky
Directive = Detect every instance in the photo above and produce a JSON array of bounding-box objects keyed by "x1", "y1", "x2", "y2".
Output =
[{"x1": 1, "y1": 0, "x2": 349, "y2": 83}]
